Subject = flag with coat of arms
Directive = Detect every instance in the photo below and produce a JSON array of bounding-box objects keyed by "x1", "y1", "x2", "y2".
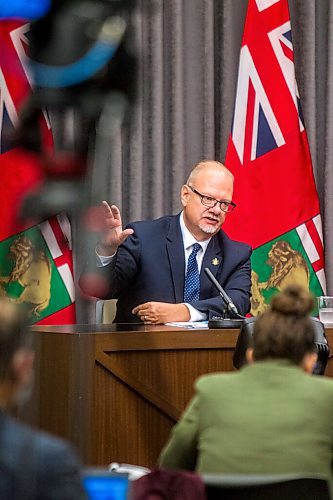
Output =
[
  {"x1": 223, "y1": 0, "x2": 326, "y2": 315},
  {"x1": 0, "y1": 20, "x2": 75, "y2": 324}
]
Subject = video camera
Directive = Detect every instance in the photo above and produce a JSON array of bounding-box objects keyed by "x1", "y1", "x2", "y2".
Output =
[{"x1": 16, "y1": 0, "x2": 137, "y2": 218}]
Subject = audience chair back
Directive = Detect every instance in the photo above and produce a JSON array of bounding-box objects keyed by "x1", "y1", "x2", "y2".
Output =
[
  {"x1": 233, "y1": 316, "x2": 330, "y2": 375},
  {"x1": 204, "y1": 474, "x2": 331, "y2": 500},
  {"x1": 95, "y1": 299, "x2": 118, "y2": 324}
]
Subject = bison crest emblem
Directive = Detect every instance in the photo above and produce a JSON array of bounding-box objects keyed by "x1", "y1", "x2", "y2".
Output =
[
  {"x1": 251, "y1": 240, "x2": 309, "y2": 316},
  {"x1": 0, "y1": 236, "x2": 51, "y2": 317}
]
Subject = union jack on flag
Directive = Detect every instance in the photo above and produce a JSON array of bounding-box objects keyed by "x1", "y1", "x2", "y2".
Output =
[
  {"x1": 0, "y1": 20, "x2": 76, "y2": 324},
  {"x1": 224, "y1": 0, "x2": 325, "y2": 315}
]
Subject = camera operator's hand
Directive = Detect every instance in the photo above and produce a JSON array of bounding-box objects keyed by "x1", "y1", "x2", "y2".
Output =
[{"x1": 96, "y1": 201, "x2": 134, "y2": 256}]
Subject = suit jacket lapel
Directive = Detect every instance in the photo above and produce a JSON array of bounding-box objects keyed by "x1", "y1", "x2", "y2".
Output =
[
  {"x1": 200, "y1": 233, "x2": 223, "y2": 298},
  {"x1": 166, "y1": 215, "x2": 185, "y2": 303}
]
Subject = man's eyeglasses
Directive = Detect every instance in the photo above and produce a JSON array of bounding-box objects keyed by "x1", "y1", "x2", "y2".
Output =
[{"x1": 187, "y1": 185, "x2": 236, "y2": 213}]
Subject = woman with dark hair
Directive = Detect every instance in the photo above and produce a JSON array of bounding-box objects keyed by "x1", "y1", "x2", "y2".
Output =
[{"x1": 158, "y1": 285, "x2": 333, "y2": 479}]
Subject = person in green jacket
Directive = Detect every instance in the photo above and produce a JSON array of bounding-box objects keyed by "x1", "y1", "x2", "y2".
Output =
[{"x1": 159, "y1": 284, "x2": 333, "y2": 481}]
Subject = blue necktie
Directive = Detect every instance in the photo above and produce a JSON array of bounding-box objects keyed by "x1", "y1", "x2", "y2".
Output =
[{"x1": 184, "y1": 243, "x2": 201, "y2": 302}]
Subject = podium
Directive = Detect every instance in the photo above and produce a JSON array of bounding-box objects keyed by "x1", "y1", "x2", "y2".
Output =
[{"x1": 19, "y1": 324, "x2": 333, "y2": 468}]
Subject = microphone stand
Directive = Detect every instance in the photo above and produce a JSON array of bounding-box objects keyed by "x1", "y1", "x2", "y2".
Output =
[{"x1": 204, "y1": 267, "x2": 245, "y2": 329}]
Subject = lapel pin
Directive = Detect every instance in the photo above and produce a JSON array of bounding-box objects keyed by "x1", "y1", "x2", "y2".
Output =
[{"x1": 212, "y1": 258, "x2": 220, "y2": 266}]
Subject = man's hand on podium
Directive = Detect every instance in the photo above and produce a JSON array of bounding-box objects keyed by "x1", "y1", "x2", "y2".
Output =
[{"x1": 132, "y1": 302, "x2": 191, "y2": 324}]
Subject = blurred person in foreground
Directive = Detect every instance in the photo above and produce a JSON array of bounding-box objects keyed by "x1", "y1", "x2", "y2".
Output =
[
  {"x1": 81, "y1": 160, "x2": 252, "y2": 324},
  {"x1": 159, "y1": 285, "x2": 333, "y2": 481},
  {"x1": 0, "y1": 299, "x2": 86, "y2": 499}
]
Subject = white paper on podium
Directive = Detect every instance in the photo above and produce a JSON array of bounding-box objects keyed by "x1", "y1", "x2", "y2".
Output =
[{"x1": 165, "y1": 321, "x2": 209, "y2": 329}]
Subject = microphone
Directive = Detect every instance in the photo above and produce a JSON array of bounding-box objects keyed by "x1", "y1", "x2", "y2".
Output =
[{"x1": 204, "y1": 267, "x2": 245, "y2": 329}]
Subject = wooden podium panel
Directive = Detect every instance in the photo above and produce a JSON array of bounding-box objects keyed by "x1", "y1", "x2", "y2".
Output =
[
  {"x1": 20, "y1": 325, "x2": 238, "y2": 467},
  {"x1": 19, "y1": 325, "x2": 333, "y2": 468}
]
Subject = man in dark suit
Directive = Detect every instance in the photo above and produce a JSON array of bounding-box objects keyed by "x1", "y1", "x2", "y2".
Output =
[
  {"x1": 83, "y1": 160, "x2": 252, "y2": 323},
  {"x1": 0, "y1": 299, "x2": 86, "y2": 499}
]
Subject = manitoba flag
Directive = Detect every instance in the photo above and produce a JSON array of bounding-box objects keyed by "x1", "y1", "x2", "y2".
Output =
[
  {"x1": 224, "y1": 0, "x2": 326, "y2": 315},
  {"x1": 0, "y1": 20, "x2": 75, "y2": 324}
]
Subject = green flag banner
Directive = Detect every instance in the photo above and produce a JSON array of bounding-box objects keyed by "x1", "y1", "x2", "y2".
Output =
[
  {"x1": 251, "y1": 220, "x2": 324, "y2": 316},
  {"x1": 0, "y1": 215, "x2": 75, "y2": 324}
]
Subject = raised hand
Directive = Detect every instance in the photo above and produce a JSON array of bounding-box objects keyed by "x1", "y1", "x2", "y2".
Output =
[{"x1": 97, "y1": 201, "x2": 134, "y2": 256}]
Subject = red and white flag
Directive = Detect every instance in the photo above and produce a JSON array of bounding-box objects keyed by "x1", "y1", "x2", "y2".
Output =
[
  {"x1": 0, "y1": 20, "x2": 75, "y2": 324},
  {"x1": 224, "y1": 0, "x2": 325, "y2": 315}
]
